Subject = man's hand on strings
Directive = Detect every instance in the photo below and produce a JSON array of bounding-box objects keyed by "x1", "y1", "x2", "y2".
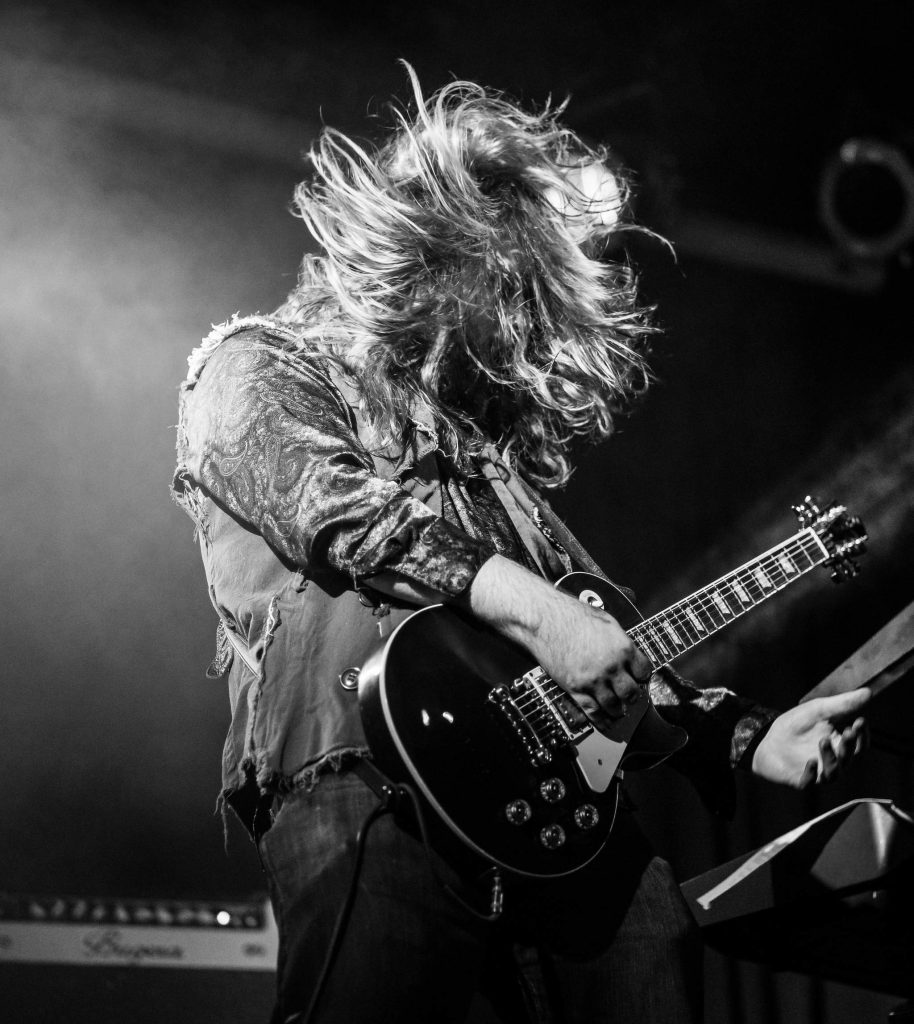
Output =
[{"x1": 466, "y1": 554, "x2": 652, "y2": 730}]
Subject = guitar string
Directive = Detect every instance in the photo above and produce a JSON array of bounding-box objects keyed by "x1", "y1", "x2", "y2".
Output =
[
  {"x1": 627, "y1": 556, "x2": 817, "y2": 667},
  {"x1": 513, "y1": 532, "x2": 827, "y2": 724},
  {"x1": 510, "y1": 532, "x2": 827, "y2": 725},
  {"x1": 511, "y1": 535, "x2": 825, "y2": 724},
  {"x1": 629, "y1": 533, "x2": 824, "y2": 654},
  {"x1": 512, "y1": 544, "x2": 825, "y2": 729},
  {"x1": 656, "y1": 533, "x2": 820, "y2": 625},
  {"x1": 513, "y1": 532, "x2": 822, "y2": 702},
  {"x1": 634, "y1": 535, "x2": 824, "y2": 657}
]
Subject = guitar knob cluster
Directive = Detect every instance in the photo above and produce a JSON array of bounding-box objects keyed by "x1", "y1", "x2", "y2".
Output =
[
  {"x1": 505, "y1": 799, "x2": 532, "y2": 826},
  {"x1": 573, "y1": 804, "x2": 600, "y2": 830},
  {"x1": 539, "y1": 824, "x2": 566, "y2": 850},
  {"x1": 539, "y1": 777, "x2": 566, "y2": 804}
]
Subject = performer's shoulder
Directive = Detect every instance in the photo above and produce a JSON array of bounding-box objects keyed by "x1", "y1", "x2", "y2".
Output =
[{"x1": 183, "y1": 314, "x2": 335, "y2": 389}]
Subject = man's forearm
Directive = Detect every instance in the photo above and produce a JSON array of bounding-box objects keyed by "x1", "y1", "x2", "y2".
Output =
[
  {"x1": 369, "y1": 553, "x2": 648, "y2": 727},
  {"x1": 368, "y1": 553, "x2": 556, "y2": 648}
]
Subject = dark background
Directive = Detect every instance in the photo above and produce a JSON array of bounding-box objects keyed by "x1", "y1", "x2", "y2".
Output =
[{"x1": 1, "y1": 1, "x2": 912, "y2": 1021}]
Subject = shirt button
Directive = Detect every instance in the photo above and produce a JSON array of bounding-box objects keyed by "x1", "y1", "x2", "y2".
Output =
[{"x1": 338, "y1": 667, "x2": 361, "y2": 691}]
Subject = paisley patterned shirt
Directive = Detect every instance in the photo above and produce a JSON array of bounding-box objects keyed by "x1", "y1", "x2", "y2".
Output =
[
  {"x1": 182, "y1": 341, "x2": 509, "y2": 596},
  {"x1": 175, "y1": 319, "x2": 775, "y2": 814}
]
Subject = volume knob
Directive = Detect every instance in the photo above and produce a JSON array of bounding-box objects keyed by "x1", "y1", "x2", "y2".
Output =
[
  {"x1": 505, "y1": 800, "x2": 532, "y2": 826},
  {"x1": 539, "y1": 777, "x2": 566, "y2": 804},
  {"x1": 573, "y1": 804, "x2": 600, "y2": 830},
  {"x1": 539, "y1": 824, "x2": 566, "y2": 850}
]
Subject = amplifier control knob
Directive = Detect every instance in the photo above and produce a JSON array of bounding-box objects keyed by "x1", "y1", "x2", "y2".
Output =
[
  {"x1": 505, "y1": 800, "x2": 532, "y2": 825},
  {"x1": 539, "y1": 777, "x2": 566, "y2": 804},
  {"x1": 539, "y1": 824, "x2": 566, "y2": 849},
  {"x1": 574, "y1": 804, "x2": 600, "y2": 830}
]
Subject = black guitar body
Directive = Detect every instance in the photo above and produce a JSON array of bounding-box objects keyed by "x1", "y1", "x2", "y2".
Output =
[{"x1": 358, "y1": 572, "x2": 688, "y2": 878}]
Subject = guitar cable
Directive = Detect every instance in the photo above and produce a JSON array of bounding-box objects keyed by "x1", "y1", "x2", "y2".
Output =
[
  {"x1": 397, "y1": 780, "x2": 505, "y2": 924},
  {"x1": 292, "y1": 790, "x2": 395, "y2": 1024},
  {"x1": 291, "y1": 770, "x2": 504, "y2": 1024}
]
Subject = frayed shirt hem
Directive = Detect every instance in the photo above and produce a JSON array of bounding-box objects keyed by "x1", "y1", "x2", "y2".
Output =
[
  {"x1": 222, "y1": 745, "x2": 373, "y2": 804},
  {"x1": 285, "y1": 746, "x2": 373, "y2": 793}
]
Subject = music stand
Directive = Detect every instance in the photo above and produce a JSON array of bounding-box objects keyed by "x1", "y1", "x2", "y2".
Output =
[{"x1": 802, "y1": 600, "x2": 914, "y2": 757}]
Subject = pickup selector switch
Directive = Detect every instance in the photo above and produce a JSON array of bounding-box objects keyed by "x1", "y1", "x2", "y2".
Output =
[
  {"x1": 539, "y1": 777, "x2": 566, "y2": 803},
  {"x1": 573, "y1": 804, "x2": 600, "y2": 830},
  {"x1": 539, "y1": 824, "x2": 566, "y2": 849},
  {"x1": 505, "y1": 799, "x2": 532, "y2": 825}
]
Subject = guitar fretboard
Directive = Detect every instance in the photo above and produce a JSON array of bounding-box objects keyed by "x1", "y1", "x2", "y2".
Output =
[{"x1": 630, "y1": 527, "x2": 829, "y2": 668}]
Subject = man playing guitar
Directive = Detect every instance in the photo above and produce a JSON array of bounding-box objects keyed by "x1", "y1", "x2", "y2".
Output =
[{"x1": 174, "y1": 66, "x2": 868, "y2": 1024}]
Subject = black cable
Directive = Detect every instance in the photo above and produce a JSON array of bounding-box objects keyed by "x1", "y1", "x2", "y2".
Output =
[
  {"x1": 292, "y1": 796, "x2": 395, "y2": 1024},
  {"x1": 289, "y1": 780, "x2": 503, "y2": 1024},
  {"x1": 397, "y1": 782, "x2": 504, "y2": 924}
]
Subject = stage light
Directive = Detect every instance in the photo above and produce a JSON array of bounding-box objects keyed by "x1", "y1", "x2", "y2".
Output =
[{"x1": 819, "y1": 138, "x2": 914, "y2": 260}]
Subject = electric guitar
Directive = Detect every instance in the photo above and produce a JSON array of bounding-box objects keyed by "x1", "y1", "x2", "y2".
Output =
[{"x1": 358, "y1": 498, "x2": 867, "y2": 878}]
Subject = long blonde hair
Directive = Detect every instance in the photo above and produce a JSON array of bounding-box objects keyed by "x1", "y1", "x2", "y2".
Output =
[{"x1": 275, "y1": 65, "x2": 657, "y2": 487}]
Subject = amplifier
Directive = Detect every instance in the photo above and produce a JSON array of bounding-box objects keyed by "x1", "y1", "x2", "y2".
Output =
[{"x1": 0, "y1": 892, "x2": 278, "y2": 1024}]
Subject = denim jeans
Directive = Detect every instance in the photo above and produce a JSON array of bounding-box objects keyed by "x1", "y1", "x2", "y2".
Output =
[{"x1": 258, "y1": 771, "x2": 702, "y2": 1024}]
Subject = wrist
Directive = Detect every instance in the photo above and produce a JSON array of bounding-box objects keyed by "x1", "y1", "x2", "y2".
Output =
[{"x1": 739, "y1": 716, "x2": 777, "y2": 773}]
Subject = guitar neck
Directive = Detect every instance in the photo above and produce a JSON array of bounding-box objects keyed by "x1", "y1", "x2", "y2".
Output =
[{"x1": 630, "y1": 527, "x2": 830, "y2": 668}]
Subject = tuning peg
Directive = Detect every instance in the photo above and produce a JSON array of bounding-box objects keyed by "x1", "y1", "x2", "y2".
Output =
[
  {"x1": 829, "y1": 558, "x2": 861, "y2": 583},
  {"x1": 792, "y1": 495, "x2": 821, "y2": 527},
  {"x1": 837, "y1": 537, "x2": 865, "y2": 558}
]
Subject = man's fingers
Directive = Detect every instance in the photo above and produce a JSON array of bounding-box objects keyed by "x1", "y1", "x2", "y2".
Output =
[
  {"x1": 598, "y1": 685, "x2": 628, "y2": 719},
  {"x1": 576, "y1": 690, "x2": 623, "y2": 728},
  {"x1": 611, "y1": 676, "x2": 641, "y2": 705},
  {"x1": 611, "y1": 648, "x2": 653, "y2": 705},
  {"x1": 799, "y1": 758, "x2": 818, "y2": 789},
  {"x1": 629, "y1": 647, "x2": 654, "y2": 686},
  {"x1": 854, "y1": 717, "x2": 869, "y2": 755},
  {"x1": 833, "y1": 731, "x2": 854, "y2": 767},
  {"x1": 835, "y1": 717, "x2": 868, "y2": 763},
  {"x1": 809, "y1": 687, "x2": 872, "y2": 721},
  {"x1": 818, "y1": 735, "x2": 838, "y2": 780}
]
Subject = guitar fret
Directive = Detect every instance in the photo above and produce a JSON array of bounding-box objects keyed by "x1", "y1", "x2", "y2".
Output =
[
  {"x1": 642, "y1": 640, "x2": 663, "y2": 665},
  {"x1": 684, "y1": 606, "x2": 706, "y2": 634},
  {"x1": 648, "y1": 623, "x2": 675, "y2": 661},
  {"x1": 657, "y1": 619, "x2": 678, "y2": 647},
  {"x1": 692, "y1": 597, "x2": 720, "y2": 632},
  {"x1": 752, "y1": 565, "x2": 774, "y2": 589},
  {"x1": 709, "y1": 589, "x2": 731, "y2": 618},
  {"x1": 764, "y1": 558, "x2": 788, "y2": 584},
  {"x1": 635, "y1": 528, "x2": 832, "y2": 668},
  {"x1": 637, "y1": 639, "x2": 660, "y2": 667}
]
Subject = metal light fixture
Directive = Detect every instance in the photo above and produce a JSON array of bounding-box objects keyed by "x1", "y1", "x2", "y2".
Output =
[{"x1": 819, "y1": 138, "x2": 914, "y2": 260}]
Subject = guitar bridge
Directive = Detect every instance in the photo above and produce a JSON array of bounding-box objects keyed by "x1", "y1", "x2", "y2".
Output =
[
  {"x1": 488, "y1": 668, "x2": 590, "y2": 769},
  {"x1": 488, "y1": 685, "x2": 554, "y2": 765}
]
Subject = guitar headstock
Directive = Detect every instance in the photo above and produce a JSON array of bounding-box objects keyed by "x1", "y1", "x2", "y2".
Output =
[{"x1": 793, "y1": 496, "x2": 868, "y2": 582}]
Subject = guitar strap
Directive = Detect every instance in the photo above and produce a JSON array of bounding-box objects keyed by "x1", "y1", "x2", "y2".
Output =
[
  {"x1": 325, "y1": 361, "x2": 625, "y2": 593},
  {"x1": 351, "y1": 756, "x2": 401, "y2": 806},
  {"x1": 480, "y1": 445, "x2": 636, "y2": 602},
  {"x1": 515, "y1": 477, "x2": 635, "y2": 600},
  {"x1": 481, "y1": 450, "x2": 638, "y2": 602},
  {"x1": 479, "y1": 446, "x2": 570, "y2": 581}
]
